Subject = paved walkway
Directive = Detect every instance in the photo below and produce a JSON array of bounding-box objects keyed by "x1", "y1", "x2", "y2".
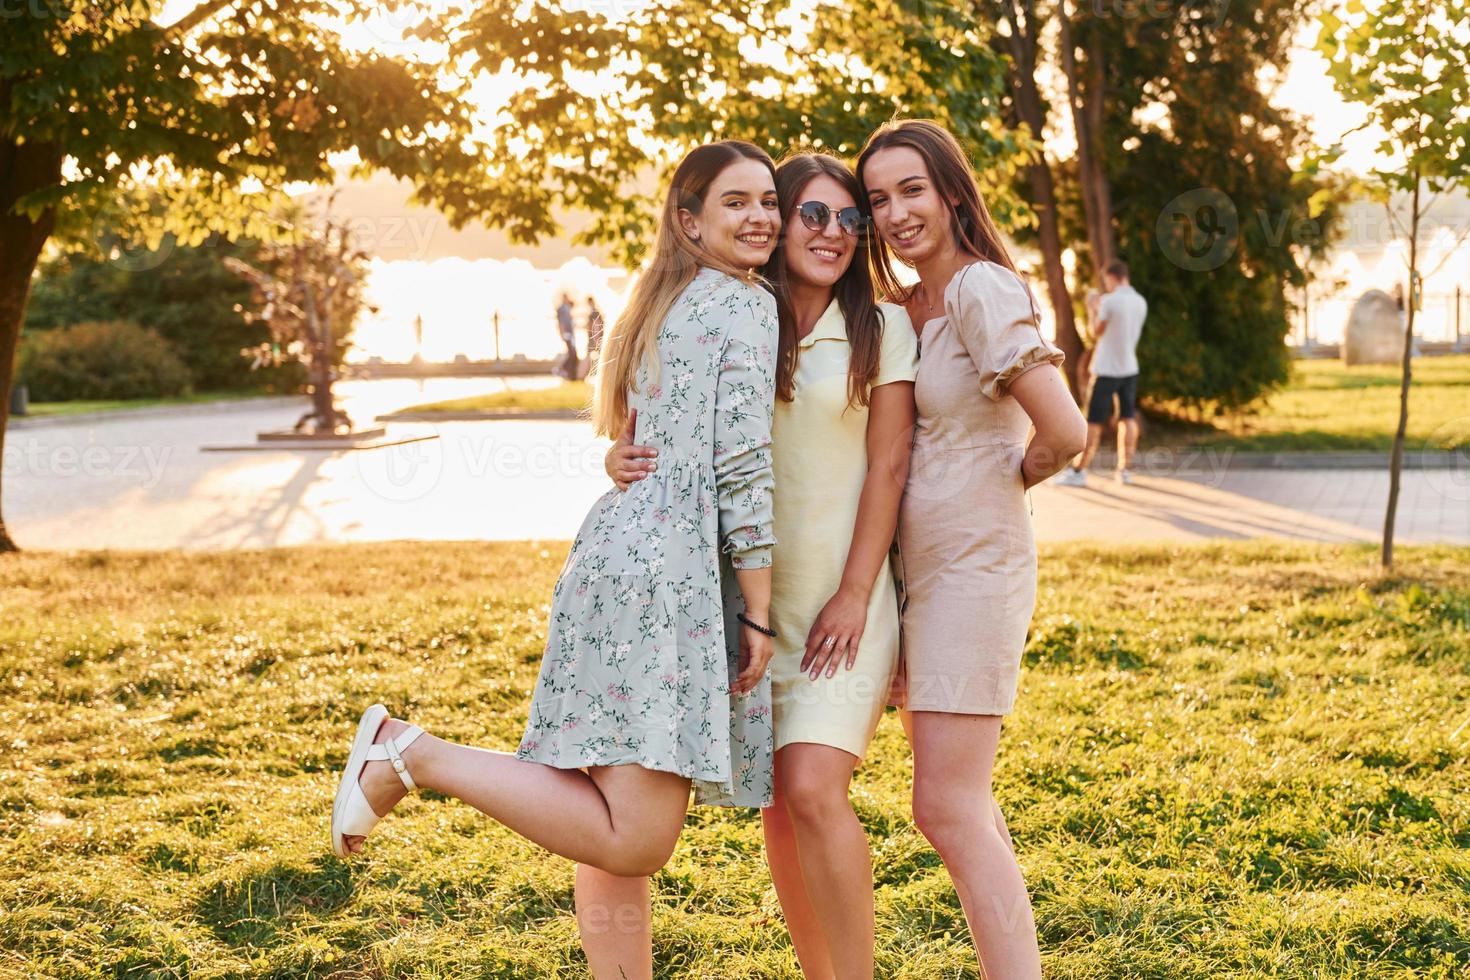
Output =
[{"x1": 5, "y1": 381, "x2": 1467, "y2": 551}]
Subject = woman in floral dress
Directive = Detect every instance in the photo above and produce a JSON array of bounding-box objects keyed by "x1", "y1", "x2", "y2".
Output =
[{"x1": 330, "y1": 140, "x2": 783, "y2": 980}]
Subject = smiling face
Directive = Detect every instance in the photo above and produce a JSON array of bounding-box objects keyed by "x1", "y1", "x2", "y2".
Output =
[
  {"x1": 678, "y1": 158, "x2": 780, "y2": 270},
  {"x1": 861, "y1": 145, "x2": 956, "y2": 267},
  {"x1": 782, "y1": 173, "x2": 858, "y2": 290}
]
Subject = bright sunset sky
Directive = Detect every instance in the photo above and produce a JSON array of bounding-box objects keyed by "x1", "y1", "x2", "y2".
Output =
[{"x1": 156, "y1": 0, "x2": 1392, "y2": 179}]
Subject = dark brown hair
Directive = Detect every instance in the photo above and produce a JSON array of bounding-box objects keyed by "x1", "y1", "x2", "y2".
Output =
[
  {"x1": 855, "y1": 119, "x2": 1020, "y2": 306},
  {"x1": 1105, "y1": 259, "x2": 1130, "y2": 280},
  {"x1": 764, "y1": 151, "x2": 883, "y2": 410}
]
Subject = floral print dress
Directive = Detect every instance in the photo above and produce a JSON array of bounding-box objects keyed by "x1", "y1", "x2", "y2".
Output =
[{"x1": 516, "y1": 266, "x2": 778, "y2": 807}]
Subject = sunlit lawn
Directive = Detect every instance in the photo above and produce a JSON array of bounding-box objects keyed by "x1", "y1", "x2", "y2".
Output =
[
  {"x1": 1149, "y1": 355, "x2": 1470, "y2": 453},
  {"x1": 23, "y1": 390, "x2": 286, "y2": 418},
  {"x1": 402, "y1": 381, "x2": 592, "y2": 415},
  {"x1": 1, "y1": 541, "x2": 1466, "y2": 978}
]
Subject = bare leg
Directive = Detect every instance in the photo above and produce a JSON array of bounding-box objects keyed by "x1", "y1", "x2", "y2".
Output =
[
  {"x1": 1118, "y1": 417, "x2": 1139, "y2": 471},
  {"x1": 762, "y1": 796, "x2": 837, "y2": 980},
  {"x1": 1073, "y1": 423, "x2": 1103, "y2": 471},
  {"x1": 907, "y1": 712, "x2": 1041, "y2": 980},
  {"x1": 343, "y1": 718, "x2": 690, "y2": 877},
  {"x1": 777, "y1": 742, "x2": 875, "y2": 979},
  {"x1": 992, "y1": 798, "x2": 1016, "y2": 853},
  {"x1": 576, "y1": 864, "x2": 653, "y2": 980},
  {"x1": 901, "y1": 712, "x2": 1017, "y2": 858}
]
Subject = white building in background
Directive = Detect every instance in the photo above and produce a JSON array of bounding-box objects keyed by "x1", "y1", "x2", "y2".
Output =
[{"x1": 1297, "y1": 188, "x2": 1470, "y2": 349}]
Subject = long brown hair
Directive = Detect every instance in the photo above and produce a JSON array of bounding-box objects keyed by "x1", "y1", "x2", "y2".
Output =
[
  {"x1": 855, "y1": 119, "x2": 1020, "y2": 306},
  {"x1": 765, "y1": 151, "x2": 883, "y2": 411},
  {"x1": 592, "y1": 141, "x2": 776, "y2": 438}
]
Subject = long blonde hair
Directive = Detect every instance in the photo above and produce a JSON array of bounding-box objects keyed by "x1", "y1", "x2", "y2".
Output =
[{"x1": 592, "y1": 141, "x2": 777, "y2": 439}]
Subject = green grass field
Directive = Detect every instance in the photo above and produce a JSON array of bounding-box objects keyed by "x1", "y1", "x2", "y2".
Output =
[
  {"x1": 402, "y1": 381, "x2": 592, "y2": 415},
  {"x1": 23, "y1": 390, "x2": 287, "y2": 418},
  {"x1": 1148, "y1": 356, "x2": 1470, "y2": 453},
  {"x1": 1, "y1": 541, "x2": 1466, "y2": 978}
]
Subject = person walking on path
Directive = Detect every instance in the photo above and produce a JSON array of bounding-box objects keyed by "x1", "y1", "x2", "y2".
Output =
[
  {"x1": 858, "y1": 118, "x2": 1087, "y2": 980},
  {"x1": 329, "y1": 140, "x2": 783, "y2": 980},
  {"x1": 554, "y1": 292, "x2": 579, "y2": 379},
  {"x1": 1059, "y1": 259, "x2": 1148, "y2": 486}
]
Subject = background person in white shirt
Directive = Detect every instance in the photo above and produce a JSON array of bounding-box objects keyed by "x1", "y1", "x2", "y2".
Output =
[{"x1": 1060, "y1": 260, "x2": 1147, "y2": 486}]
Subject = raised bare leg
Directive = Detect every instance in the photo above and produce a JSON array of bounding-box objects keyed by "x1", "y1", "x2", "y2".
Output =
[{"x1": 342, "y1": 718, "x2": 690, "y2": 877}]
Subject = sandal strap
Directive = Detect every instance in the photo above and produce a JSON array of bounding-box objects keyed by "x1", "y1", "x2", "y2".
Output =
[{"x1": 365, "y1": 725, "x2": 425, "y2": 792}]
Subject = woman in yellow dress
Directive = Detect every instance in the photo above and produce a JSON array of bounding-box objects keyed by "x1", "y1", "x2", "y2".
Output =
[{"x1": 609, "y1": 151, "x2": 917, "y2": 980}]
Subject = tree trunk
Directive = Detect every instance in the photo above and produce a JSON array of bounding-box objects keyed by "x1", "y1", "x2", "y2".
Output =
[
  {"x1": 0, "y1": 137, "x2": 64, "y2": 554},
  {"x1": 1058, "y1": 2, "x2": 1115, "y2": 282},
  {"x1": 1027, "y1": 151, "x2": 1085, "y2": 397},
  {"x1": 1382, "y1": 177, "x2": 1420, "y2": 569},
  {"x1": 999, "y1": 0, "x2": 1084, "y2": 397},
  {"x1": 1084, "y1": 29, "x2": 1115, "y2": 271}
]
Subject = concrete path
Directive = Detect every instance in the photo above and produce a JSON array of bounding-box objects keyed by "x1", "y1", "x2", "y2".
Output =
[{"x1": 5, "y1": 380, "x2": 1467, "y2": 551}]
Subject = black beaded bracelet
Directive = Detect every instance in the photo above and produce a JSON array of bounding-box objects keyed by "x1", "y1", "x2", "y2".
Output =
[{"x1": 736, "y1": 611, "x2": 777, "y2": 638}]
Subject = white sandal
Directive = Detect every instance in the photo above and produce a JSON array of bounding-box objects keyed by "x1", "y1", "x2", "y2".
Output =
[{"x1": 330, "y1": 703, "x2": 426, "y2": 858}]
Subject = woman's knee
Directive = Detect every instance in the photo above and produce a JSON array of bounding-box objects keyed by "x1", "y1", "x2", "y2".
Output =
[
  {"x1": 778, "y1": 764, "x2": 853, "y2": 827},
  {"x1": 911, "y1": 779, "x2": 991, "y2": 850},
  {"x1": 603, "y1": 830, "x2": 677, "y2": 878}
]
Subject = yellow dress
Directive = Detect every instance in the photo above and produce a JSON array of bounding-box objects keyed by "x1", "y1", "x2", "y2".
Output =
[{"x1": 767, "y1": 298, "x2": 919, "y2": 760}]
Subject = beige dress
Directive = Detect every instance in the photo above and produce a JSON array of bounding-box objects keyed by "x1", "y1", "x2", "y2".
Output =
[{"x1": 891, "y1": 260, "x2": 1065, "y2": 716}]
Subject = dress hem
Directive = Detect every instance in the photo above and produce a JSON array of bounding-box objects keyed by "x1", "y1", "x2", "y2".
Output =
[{"x1": 514, "y1": 747, "x2": 726, "y2": 786}]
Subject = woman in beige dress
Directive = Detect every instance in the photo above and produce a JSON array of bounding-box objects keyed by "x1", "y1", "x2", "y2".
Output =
[{"x1": 856, "y1": 120, "x2": 1087, "y2": 978}]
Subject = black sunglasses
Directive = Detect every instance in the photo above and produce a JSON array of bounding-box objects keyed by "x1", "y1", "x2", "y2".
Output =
[{"x1": 797, "y1": 200, "x2": 869, "y2": 238}]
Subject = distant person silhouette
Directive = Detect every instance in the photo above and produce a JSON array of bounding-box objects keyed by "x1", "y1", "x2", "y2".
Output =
[
  {"x1": 585, "y1": 298, "x2": 605, "y2": 367},
  {"x1": 555, "y1": 293, "x2": 578, "y2": 380}
]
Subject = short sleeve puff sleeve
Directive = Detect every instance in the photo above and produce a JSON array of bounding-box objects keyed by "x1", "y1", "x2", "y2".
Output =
[{"x1": 947, "y1": 261, "x2": 1065, "y2": 401}]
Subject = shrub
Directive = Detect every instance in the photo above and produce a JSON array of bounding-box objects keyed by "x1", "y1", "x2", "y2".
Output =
[
  {"x1": 18, "y1": 320, "x2": 193, "y2": 401},
  {"x1": 24, "y1": 241, "x2": 309, "y2": 394}
]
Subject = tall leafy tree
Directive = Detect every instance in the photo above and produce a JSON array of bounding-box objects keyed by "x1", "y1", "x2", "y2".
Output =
[
  {"x1": 995, "y1": 0, "x2": 1086, "y2": 393},
  {"x1": 1051, "y1": 0, "x2": 1341, "y2": 413},
  {"x1": 0, "y1": 0, "x2": 489, "y2": 552},
  {"x1": 437, "y1": 0, "x2": 1025, "y2": 267},
  {"x1": 1318, "y1": 0, "x2": 1470, "y2": 568}
]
